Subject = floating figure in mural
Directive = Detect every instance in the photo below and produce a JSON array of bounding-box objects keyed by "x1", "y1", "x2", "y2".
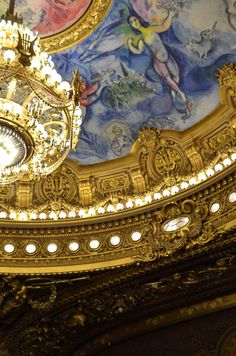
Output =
[
  {"x1": 224, "y1": 0, "x2": 236, "y2": 31},
  {"x1": 109, "y1": 124, "x2": 133, "y2": 157},
  {"x1": 186, "y1": 22, "x2": 217, "y2": 59},
  {"x1": 127, "y1": 13, "x2": 192, "y2": 120}
]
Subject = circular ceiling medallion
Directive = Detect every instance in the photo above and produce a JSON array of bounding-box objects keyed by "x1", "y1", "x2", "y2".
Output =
[{"x1": 2, "y1": 0, "x2": 112, "y2": 53}]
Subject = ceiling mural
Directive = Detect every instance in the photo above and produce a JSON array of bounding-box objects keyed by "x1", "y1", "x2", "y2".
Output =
[
  {"x1": 0, "y1": 0, "x2": 92, "y2": 37},
  {"x1": 1, "y1": 0, "x2": 236, "y2": 165}
]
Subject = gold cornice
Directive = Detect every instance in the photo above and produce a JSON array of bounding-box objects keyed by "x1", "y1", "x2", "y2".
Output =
[{"x1": 39, "y1": 0, "x2": 113, "y2": 53}]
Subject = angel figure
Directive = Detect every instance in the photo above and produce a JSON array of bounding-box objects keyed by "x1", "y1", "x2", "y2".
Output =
[{"x1": 128, "y1": 1, "x2": 192, "y2": 120}]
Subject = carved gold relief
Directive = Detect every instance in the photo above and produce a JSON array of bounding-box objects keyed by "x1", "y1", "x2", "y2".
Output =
[{"x1": 40, "y1": 0, "x2": 112, "y2": 53}]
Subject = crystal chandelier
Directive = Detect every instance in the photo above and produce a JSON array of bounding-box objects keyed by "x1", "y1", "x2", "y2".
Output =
[{"x1": 0, "y1": 0, "x2": 83, "y2": 184}]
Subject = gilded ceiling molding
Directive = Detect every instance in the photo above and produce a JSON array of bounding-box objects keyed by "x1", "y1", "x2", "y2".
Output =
[
  {"x1": 0, "y1": 64, "x2": 235, "y2": 273},
  {"x1": 39, "y1": 0, "x2": 113, "y2": 53}
]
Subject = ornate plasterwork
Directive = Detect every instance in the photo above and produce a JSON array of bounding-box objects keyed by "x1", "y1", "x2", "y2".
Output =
[
  {"x1": 39, "y1": 0, "x2": 112, "y2": 53},
  {"x1": 0, "y1": 65, "x2": 235, "y2": 273}
]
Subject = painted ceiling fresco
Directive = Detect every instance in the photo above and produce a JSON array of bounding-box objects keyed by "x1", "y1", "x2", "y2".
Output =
[
  {"x1": 0, "y1": 0, "x2": 92, "y2": 37},
  {"x1": 2, "y1": 0, "x2": 236, "y2": 165}
]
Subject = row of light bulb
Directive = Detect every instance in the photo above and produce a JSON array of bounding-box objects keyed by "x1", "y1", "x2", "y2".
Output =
[{"x1": 3, "y1": 231, "x2": 142, "y2": 255}]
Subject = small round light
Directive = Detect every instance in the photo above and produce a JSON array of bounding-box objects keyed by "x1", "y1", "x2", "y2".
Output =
[
  {"x1": 0, "y1": 211, "x2": 7, "y2": 219},
  {"x1": 210, "y1": 202, "x2": 220, "y2": 213},
  {"x1": 126, "y1": 200, "x2": 133, "y2": 208},
  {"x1": 214, "y1": 163, "x2": 223, "y2": 172},
  {"x1": 131, "y1": 231, "x2": 142, "y2": 241},
  {"x1": 41, "y1": 65, "x2": 53, "y2": 78},
  {"x1": 30, "y1": 58, "x2": 41, "y2": 70},
  {"x1": 180, "y1": 182, "x2": 188, "y2": 189},
  {"x1": 68, "y1": 241, "x2": 79, "y2": 252},
  {"x1": 9, "y1": 212, "x2": 16, "y2": 219},
  {"x1": 49, "y1": 212, "x2": 57, "y2": 220},
  {"x1": 4, "y1": 243, "x2": 15, "y2": 253},
  {"x1": 145, "y1": 195, "x2": 152, "y2": 203},
  {"x1": 107, "y1": 204, "x2": 115, "y2": 213},
  {"x1": 25, "y1": 243, "x2": 37, "y2": 254},
  {"x1": 97, "y1": 207, "x2": 105, "y2": 214},
  {"x1": 116, "y1": 203, "x2": 124, "y2": 210},
  {"x1": 163, "y1": 189, "x2": 170, "y2": 197},
  {"x1": 135, "y1": 198, "x2": 142, "y2": 206},
  {"x1": 171, "y1": 186, "x2": 179, "y2": 194},
  {"x1": 154, "y1": 192, "x2": 161, "y2": 200},
  {"x1": 189, "y1": 177, "x2": 197, "y2": 185},
  {"x1": 4, "y1": 49, "x2": 16, "y2": 62},
  {"x1": 39, "y1": 212, "x2": 46, "y2": 220},
  {"x1": 206, "y1": 168, "x2": 214, "y2": 177},
  {"x1": 59, "y1": 81, "x2": 70, "y2": 92},
  {"x1": 19, "y1": 212, "x2": 27, "y2": 221},
  {"x1": 68, "y1": 211, "x2": 76, "y2": 218},
  {"x1": 229, "y1": 192, "x2": 236, "y2": 203},
  {"x1": 231, "y1": 153, "x2": 236, "y2": 161},
  {"x1": 59, "y1": 211, "x2": 66, "y2": 219},
  {"x1": 78, "y1": 209, "x2": 86, "y2": 218},
  {"x1": 198, "y1": 172, "x2": 207, "y2": 181},
  {"x1": 30, "y1": 212, "x2": 37, "y2": 220},
  {"x1": 89, "y1": 240, "x2": 100, "y2": 249},
  {"x1": 223, "y1": 158, "x2": 231, "y2": 167},
  {"x1": 47, "y1": 243, "x2": 58, "y2": 253},
  {"x1": 110, "y1": 235, "x2": 121, "y2": 246},
  {"x1": 88, "y1": 207, "x2": 96, "y2": 216}
]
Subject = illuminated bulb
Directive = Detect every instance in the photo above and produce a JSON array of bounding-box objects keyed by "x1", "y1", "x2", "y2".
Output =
[
  {"x1": 107, "y1": 204, "x2": 115, "y2": 213},
  {"x1": 229, "y1": 192, "x2": 236, "y2": 203},
  {"x1": 126, "y1": 200, "x2": 133, "y2": 208},
  {"x1": 59, "y1": 81, "x2": 70, "y2": 92},
  {"x1": 9, "y1": 212, "x2": 16, "y2": 219},
  {"x1": 135, "y1": 198, "x2": 142, "y2": 206},
  {"x1": 171, "y1": 186, "x2": 179, "y2": 194},
  {"x1": 162, "y1": 189, "x2": 170, "y2": 197},
  {"x1": 59, "y1": 211, "x2": 66, "y2": 219},
  {"x1": 223, "y1": 158, "x2": 231, "y2": 166},
  {"x1": 19, "y1": 212, "x2": 27, "y2": 220},
  {"x1": 189, "y1": 177, "x2": 197, "y2": 185},
  {"x1": 117, "y1": 203, "x2": 124, "y2": 210},
  {"x1": 89, "y1": 239, "x2": 100, "y2": 249},
  {"x1": 47, "y1": 243, "x2": 58, "y2": 253},
  {"x1": 88, "y1": 207, "x2": 96, "y2": 216},
  {"x1": 210, "y1": 202, "x2": 220, "y2": 213},
  {"x1": 49, "y1": 212, "x2": 57, "y2": 220},
  {"x1": 50, "y1": 70, "x2": 62, "y2": 84},
  {"x1": 145, "y1": 195, "x2": 152, "y2": 203},
  {"x1": 4, "y1": 243, "x2": 15, "y2": 253},
  {"x1": 30, "y1": 212, "x2": 37, "y2": 220},
  {"x1": 3, "y1": 102, "x2": 12, "y2": 112},
  {"x1": 206, "y1": 168, "x2": 214, "y2": 177},
  {"x1": 0, "y1": 211, "x2": 7, "y2": 218},
  {"x1": 131, "y1": 231, "x2": 142, "y2": 241},
  {"x1": 198, "y1": 172, "x2": 207, "y2": 181},
  {"x1": 154, "y1": 192, "x2": 161, "y2": 200},
  {"x1": 68, "y1": 241, "x2": 79, "y2": 252},
  {"x1": 214, "y1": 163, "x2": 223, "y2": 172},
  {"x1": 110, "y1": 235, "x2": 121, "y2": 246},
  {"x1": 30, "y1": 58, "x2": 41, "y2": 70},
  {"x1": 41, "y1": 65, "x2": 53, "y2": 78},
  {"x1": 25, "y1": 243, "x2": 37, "y2": 254},
  {"x1": 231, "y1": 153, "x2": 236, "y2": 161},
  {"x1": 69, "y1": 211, "x2": 76, "y2": 218},
  {"x1": 78, "y1": 209, "x2": 86, "y2": 218},
  {"x1": 180, "y1": 182, "x2": 188, "y2": 189},
  {"x1": 74, "y1": 106, "x2": 82, "y2": 117},
  {"x1": 39, "y1": 212, "x2": 46, "y2": 220},
  {"x1": 97, "y1": 207, "x2": 105, "y2": 214},
  {"x1": 4, "y1": 49, "x2": 15, "y2": 62}
]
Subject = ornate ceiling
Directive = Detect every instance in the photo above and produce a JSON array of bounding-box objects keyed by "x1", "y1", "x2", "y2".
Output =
[{"x1": 0, "y1": 1, "x2": 235, "y2": 353}]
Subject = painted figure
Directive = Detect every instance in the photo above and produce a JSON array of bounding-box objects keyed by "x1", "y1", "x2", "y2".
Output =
[
  {"x1": 31, "y1": 0, "x2": 91, "y2": 35},
  {"x1": 186, "y1": 22, "x2": 217, "y2": 59},
  {"x1": 127, "y1": 13, "x2": 192, "y2": 120}
]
